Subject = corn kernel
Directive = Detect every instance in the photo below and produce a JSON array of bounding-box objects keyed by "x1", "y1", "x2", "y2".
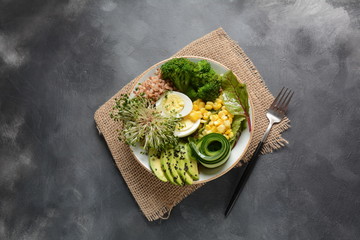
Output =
[
  {"x1": 225, "y1": 129, "x2": 231, "y2": 134},
  {"x1": 228, "y1": 132, "x2": 234, "y2": 138},
  {"x1": 214, "y1": 120, "x2": 222, "y2": 126},
  {"x1": 206, "y1": 101, "x2": 214, "y2": 106},
  {"x1": 218, "y1": 111, "x2": 225, "y2": 118},
  {"x1": 225, "y1": 135, "x2": 230, "y2": 139},
  {"x1": 221, "y1": 115, "x2": 228, "y2": 120},
  {"x1": 215, "y1": 98, "x2": 223, "y2": 103},
  {"x1": 217, "y1": 124, "x2": 226, "y2": 133},
  {"x1": 189, "y1": 111, "x2": 201, "y2": 121},
  {"x1": 198, "y1": 101, "x2": 205, "y2": 108},
  {"x1": 193, "y1": 105, "x2": 199, "y2": 111},
  {"x1": 213, "y1": 103, "x2": 222, "y2": 110},
  {"x1": 205, "y1": 104, "x2": 213, "y2": 110},
  {"x1": 200, "y1": 108, "x2": 207, "y2": 114},
  {"x1": 224, "y1": 120, "x2": 231, "y2": 128},
  {"x1": 210, "y1": 115, "x2": 217, "y2": 121}
]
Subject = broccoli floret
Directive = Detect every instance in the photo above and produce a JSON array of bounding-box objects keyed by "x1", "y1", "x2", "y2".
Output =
[
  {"x1": 194, "y1": 60, "x2": 211, "y2": 73},
  {"x1": 192, "y1": 60, "x2": 217, "y2": 89},
  {"x1": 160, "y1": 58, "x2": 196, "y2": 93},
  {"x1": 160, "y1": 58, "x2": 221, "y2": 101},
  {"x1": 185, "y1": 87, "x2": 198, "y2": 100},
  {"x1": 191, "y1": 60, "x2": 222, "y2": 101},
  {"x1": 197, "y1": 79, "x2": 221, "y2": 102}
]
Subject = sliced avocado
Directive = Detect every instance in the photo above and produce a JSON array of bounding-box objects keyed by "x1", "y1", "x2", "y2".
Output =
[
  {"x1": 184, "y1": 143, "x2": 199, "y2": 180},
  {"x1": 169, "y1": 148, "x2": 184, "y2": 186},
  {"x1": 161, "y1": 150, "x2": 176, "y2": 185},
  {"x1": 149, "y1": 149, "x2": 168, "y2": 182},
  {"x1": 178, "y1": 159, "x2": 194, "y2": 185},
  {"x1": 176, "y1": 146, "x2": 193, "y2": 185}
]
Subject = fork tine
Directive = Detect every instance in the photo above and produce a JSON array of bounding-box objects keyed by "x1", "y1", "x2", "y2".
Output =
[
  {"x1": 278, "y1": 89, "x2": 291, "y2": 110},
  {"x1": 270, "y1": 87, "x2": 284, "y2": 108},
  {"x1": 276, "y1": 88, "x2": 288, "y2": 109},
  {"x1": 283, "y1": 91, "x2": 294, "y2": 112}
]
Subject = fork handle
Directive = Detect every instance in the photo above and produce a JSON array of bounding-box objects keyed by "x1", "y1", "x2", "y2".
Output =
[
  {"x1": 224, "y1": 141, "x2": 263, "y2": 216},
  {"x1": 225, "y1": 121, "x2": 274, "y2": 217}
]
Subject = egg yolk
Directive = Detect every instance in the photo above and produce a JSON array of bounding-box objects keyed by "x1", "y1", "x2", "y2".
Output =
[{"x1": 162, "y1": 94, "x2": 184, "y2": 114}]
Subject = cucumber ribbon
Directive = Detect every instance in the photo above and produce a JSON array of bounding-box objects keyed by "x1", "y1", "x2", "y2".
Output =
[{"x1": 189, "y1": 133, "x2": 231, "y2": 168}]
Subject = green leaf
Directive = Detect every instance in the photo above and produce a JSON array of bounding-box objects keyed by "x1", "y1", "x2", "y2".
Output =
[
  {"x1": 221, "y1": 91, "x2": 244, "y2": 115},
  {"x1": 231, "y1": 115, "x2": 246, "y2": 135},
  {"x1": 229, "y1": 115, "x2": 246, "y2": 146},
  {"x1": 239, "y1": 116, "x2": 248, "y2": 132},
  {"x1": 221, "y1": 71, "x2": 251, "y2": 131}
]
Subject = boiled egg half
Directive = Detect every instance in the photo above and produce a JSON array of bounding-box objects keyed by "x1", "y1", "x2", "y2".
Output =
[
  {"x1": 156, "y1": 91, "x2": 201, "y2": 138},
  {"x1": 174, "y1": 117, "x2": 201, "y2": 138}
]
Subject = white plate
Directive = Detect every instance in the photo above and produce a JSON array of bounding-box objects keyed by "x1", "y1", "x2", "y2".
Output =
[{"x1": 129, "y1": 56, "x2": 254, "y2": 184}]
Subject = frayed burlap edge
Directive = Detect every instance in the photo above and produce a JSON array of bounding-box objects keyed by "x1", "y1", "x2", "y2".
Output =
[{"x1": 94, "y1": 28, "x2": 290, "y2": 221}]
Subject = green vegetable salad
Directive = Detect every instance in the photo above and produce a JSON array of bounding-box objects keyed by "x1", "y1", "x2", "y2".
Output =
[{"x1": 111, "y1": 58, "x2": 250, "y2": 185}]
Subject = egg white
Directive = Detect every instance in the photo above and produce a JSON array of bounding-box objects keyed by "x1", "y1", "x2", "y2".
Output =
[{"x1": 174, "y1": 118, "x2": 201, "y2": 138}]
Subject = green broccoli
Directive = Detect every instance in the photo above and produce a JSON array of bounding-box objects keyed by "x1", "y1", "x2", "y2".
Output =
[
  {"x1": 160, "y1": 58, "x2": 221, "y2": 101},
  {"x1": 191, "y1": 60, "x2": 222, "y2": 101},
  {"x1": 194, "y1": 59, "x2": 211, "y2": 73},
  {"x1": 185, "y1": 87, "x2": 198, "y2": 100},
  {"x1": 192, "y1": 60, "x2": 216, "y2": 88},
  {"x1": 197, "y1": 79, "x2": 221, "y2": 102},
  {"x1": 160, "y1": 58, "x2": 196, "y2": 93}
]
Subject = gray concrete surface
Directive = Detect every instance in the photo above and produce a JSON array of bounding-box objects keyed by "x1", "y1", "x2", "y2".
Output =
[{"x1": 1, "y1": 0, "x2": 360, "y2": 239}]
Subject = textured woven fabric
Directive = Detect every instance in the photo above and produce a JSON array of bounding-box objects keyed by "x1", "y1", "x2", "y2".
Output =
[{"x1": 94, "y1": 28, "x2": 290, "y2": 221}]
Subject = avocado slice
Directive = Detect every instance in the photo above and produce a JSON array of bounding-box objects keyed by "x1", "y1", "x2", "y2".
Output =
[
  {"x1": 149, "y1": 149, "x2": 168, "y2": 182},
  {"x1": 184, "y1": 143, "x2": 199, "y2": 180},
  {"x1": 169, "y1": 149, "x2": 184, "y2": 186},
  {"x1": 161, "y1": 150, "x2": 176, "y2": 185},
  {"x1": 175, "y1": 146, "x2": 193, "y2": 185}
]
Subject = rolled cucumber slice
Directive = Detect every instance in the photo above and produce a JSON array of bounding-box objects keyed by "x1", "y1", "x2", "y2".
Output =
[{"x1": 190, "y1": 133, "x2": 231, "y2": 169}]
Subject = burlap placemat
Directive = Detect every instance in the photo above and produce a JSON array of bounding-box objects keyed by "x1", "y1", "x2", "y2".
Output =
[{"x1": 94, "y1": 28, "x2": 290, "y2": 221}]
